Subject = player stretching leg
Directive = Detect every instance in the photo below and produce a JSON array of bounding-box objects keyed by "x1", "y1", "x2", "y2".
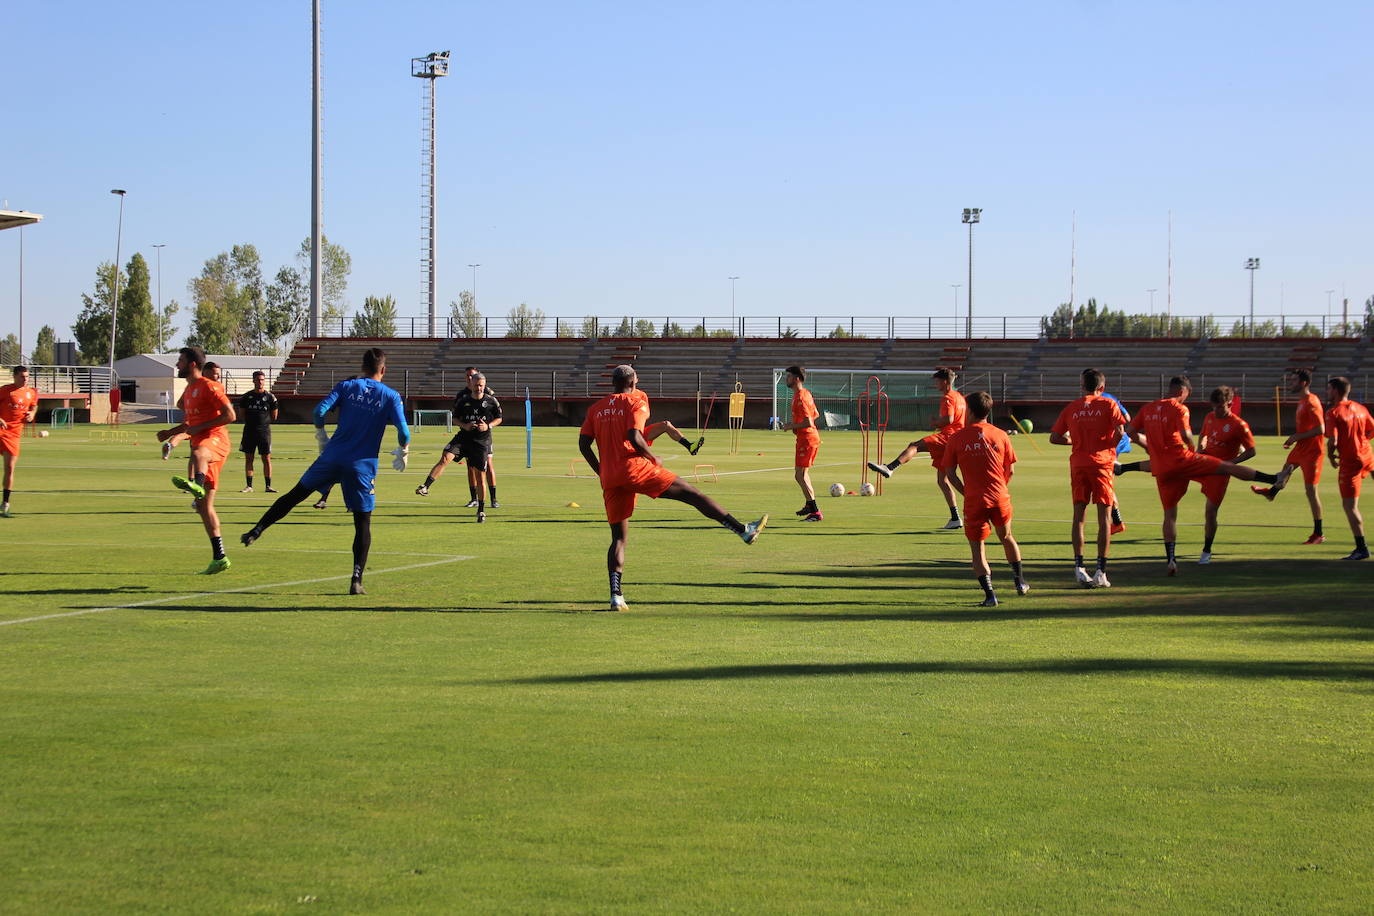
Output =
[
  {"x1": 645, "y1": 419, "x2": 705, "y2": 455},
  {"x1": 579, "y1": 365, "x2": 766, "y2": 611},
  {"x1": 241, "y1": 348, "x2": 410, "y2": 595},
  {"x1": 941, "y1": 392, "x2": 1027, "y2": 606},
  {"x1": 1193, "y1": 386, "x2": 1256, "y2": 563},
  {"x1": 868, "y1": 367, "x2": 968, "y2": 529},
  {"x1": 1324, "y1": 377, "x2": 1374, "y2": 560},
  {"x1": 1050, "y1": 369, "x2": 1128, "y2": 587},
  {"x1": 1122, "y1": 376, "x2": 1281, "y2": 575},
  {"x1": 0, "y1": 366, "x2": 40, "y2": 518},
  {"x1": 1251, "y1": 368, "x2": 1326, "y2": 544},
  {"x1": 155, "y1": 348, "x2": 236, "y2": 573},
  {"x1": 782, "y1": 366, "x2": 823, "y2": 521}
]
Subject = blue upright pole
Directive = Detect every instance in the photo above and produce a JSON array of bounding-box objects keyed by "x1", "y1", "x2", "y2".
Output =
[{"x1": 525, "y1": 386, "x2": 533, "y2": 468}]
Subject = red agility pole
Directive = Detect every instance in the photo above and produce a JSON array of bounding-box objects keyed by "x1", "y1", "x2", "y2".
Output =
[{"x1": 858, "y1": 376, "x2": 890, "y2": 495}]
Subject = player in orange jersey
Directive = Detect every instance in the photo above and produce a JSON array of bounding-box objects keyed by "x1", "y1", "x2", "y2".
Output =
[
  {"x1": 579, "y1": 365, "x2": 767, "y2": 611},
  {"x1": 1195, "y1": 386, "x2": 1256, "y2": 564},
  {"x1": 869, "y1": 367, "x2": 967, "y2": 529},
  {"x1": 1324, "y1": 376, "x2": 1374, "y2": 560},
  {"x1": 1252, "y1": 368, "x2": 1326, "y2": 544},
  {"x1": 0, "y1": 366, "x2": 40, "y2": 518},
  {"x1": 155, "y1": 348, "x2": 237, "y2": 574},
  {"x1": 1118, "y1": 376, "x2": 1280, "y2": 575},
  {"x1": 940, "y1": 391, "x2": 1028, "y2": 607},
  {"x1": 1050, "y1": 368, "x2": 1127, "y2": 588},
  {"x1": 782, "y1": 366, "x2": 823, "y2": 521}
]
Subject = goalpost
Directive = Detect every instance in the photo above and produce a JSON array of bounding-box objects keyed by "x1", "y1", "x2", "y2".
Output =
[
  {"x1": 411, "y1": 409, "x2": 454, "y2": 433},
  {"x1": 772, "y1": 368, "x2": 955, "y2": 431}
]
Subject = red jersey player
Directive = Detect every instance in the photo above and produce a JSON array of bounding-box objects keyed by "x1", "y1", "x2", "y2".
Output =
[
  {"x1": 1195, "y1": 386, "x2": 1256, "y2": 563},
  {"x1": 579, "y1": 365, "x2": 767, "y2": 611},
  {"x1": 1252, "y1": 368, "x2": 1326, "y2": 544},
  {"x1": 0, "y1": 365, "x2": 40, "y2": 518},
  {"x1": 155, "y1": 348, "x2": 237, "y2": 574},
  {"x1": 1050, "y1": 368, "x2": 1127, "y2": 588},
  {"x1": 782, "y1": 365, "x2": 823, "y2": 521},
  {"x1": 869, "y1": 367, "x2": 968, "y2": 529},
  {"x1": 940, "y1": 391, "x2": 1028, "y2": 607},
  {"x1": 1324, "y1": 376, "x2": 1374, "y2": 560},
  {"x1": 1119, "y1": 376, "x2": 1279, "y2": 575}
]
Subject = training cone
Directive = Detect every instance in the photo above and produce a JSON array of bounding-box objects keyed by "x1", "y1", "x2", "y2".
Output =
[{"x1": 567, "y1": 501, "x2": 580, "y2": 508}]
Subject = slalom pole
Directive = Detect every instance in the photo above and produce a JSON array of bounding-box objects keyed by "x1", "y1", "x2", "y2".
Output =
[{"x1": 525, "y1": 386, "x2": 533, "y2": 468}]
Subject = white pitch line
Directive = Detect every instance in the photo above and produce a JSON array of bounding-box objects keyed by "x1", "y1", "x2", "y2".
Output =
[{"x1": 0, "y1": 556, "x2": 474, "y2": 628}]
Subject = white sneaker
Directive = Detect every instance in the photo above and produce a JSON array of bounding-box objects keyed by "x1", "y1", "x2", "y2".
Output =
[
  {"x1": 1198, "y1": 551, "x2": 1212, "y2": 565},
  {"x1": 1075, "y1": 567, "x2": 1093, "y2": 588},
  {"x1": 866, "y1": 461, "x2": 893, "y2": 479},
  {"x1": 1092, "y1": 569, "x2": 1111, "y2": 588},
  {"x1": 240, "y1": 486, "x2": 253, "y2": 493},
  {"x1": 1167, "y1": 560, "x2": 1178, "y2": 577},
  {"x1": 609, "y1": 594, "x2": 628, "y2": 612},
  {"x1": 160, "y1": 442, "x2": 173, "y2": 460},
  {"x1": 415, "y1": 484, "x2": 429, "y2": 496},
  {"x1": 942, "y1": 517, "x2": 963, "y2": 530},
  {"x1": 1015, "y1": 580, "x2": 1030, "y2": 596},
  {"x1": 741, "y1": 514, "x2": 769, "y2": 545},
  {"x1": 313, "y1": 499, "x2": 329, "y2": 510}
]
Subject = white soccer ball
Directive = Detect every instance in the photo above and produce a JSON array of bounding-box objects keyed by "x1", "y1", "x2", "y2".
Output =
[
  {"x1": 39, "y1": 430, "x2": 50, "y2": 438},
  {"x1": 860, "y1": 481, "x2": 875, "y2": 496},
  {"x1": 829, "y1": 483, "x2": 845, "y2": 497}
]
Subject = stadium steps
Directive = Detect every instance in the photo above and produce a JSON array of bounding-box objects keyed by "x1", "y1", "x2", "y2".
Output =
[{"x1": 1182, "y1": 336, "x2": 1210, "y2": 378}]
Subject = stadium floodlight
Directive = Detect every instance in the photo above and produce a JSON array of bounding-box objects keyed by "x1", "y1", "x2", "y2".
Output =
[
  {"x1": 108, "y1": 190, "x2": 127, "y2": 386},
  {"x1": 961, "y1": 208, "x2": 981, "y2": 338},
  {"x1": 1245, "y1": 257, "x2": 1260, "y2": 335}
]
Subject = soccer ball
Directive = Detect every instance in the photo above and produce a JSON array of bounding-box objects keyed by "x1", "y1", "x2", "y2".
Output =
[
  {"x1": 829, "y1": 483, "x2": 845, "y2": 497},
  {"x1": 860, "y1": 482, "x2": 875, "y2": 496}
]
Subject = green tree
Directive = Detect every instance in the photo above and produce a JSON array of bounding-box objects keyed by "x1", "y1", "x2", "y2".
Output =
[
  {"x1": 610, "y1": 316, "x2": 657, "y2": 337},
  {"x1": 578, "y1": 316, "x2": 606, "y2": 339},
  {"x1": 116, "y1": 253, "x2": 159, "y2": 357},
  {"x1": 506, "y1": 303, "x2": 546, "y2": 337},
  {"x1": 662, "y1": 320, "x2": 688, "y2": 338},
  {"x1": 263, "y1": 266, "x2": 306, "y2": 350},
  {"x1": 296, "y1": 235, "x2": 352, "y2": 327},
  {"x1": 33, "y1": 325, "x2": 56, "y2": 365},
  {"x1": 187, "y1": 244, "x2": 265, "y2": 354},
  {"x1": 72, "y1": 261, "x2": 124, "y2": 365},
  {"x1": 450, "y1": 291, "x2": 483, "y2": 337},
  {"x1": 351, "y1": 295, "x2": 399, "y2": 337},
  {"x1": 0, "y1": 334, "x2": 18, "y2": 365}
]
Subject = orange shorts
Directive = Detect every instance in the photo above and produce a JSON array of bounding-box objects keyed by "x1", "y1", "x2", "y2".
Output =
[
  {"x1": 1338, "y1": 459, "x2": 1373, "y2": 500},
  {"x1": 1154, "y1": 454, "x2": 1224, "y2": 510},
  {"x1": 1285, "y1": 451, "x2": 1322, "y2": 486},
  {"x1": 602, "y1": 464, "x2": 678, "y2": 525},
  {"x1": 1070, "y1": 464, "x2": 1115, "y2": 505},
  {"x1": 964, "y1": 501, "x2": 1013, "y2": 542},
  {"x1": 1198, "y1": 473, "x2": 1232, "y2": 506},
  {"x1": 795, "y1": 432, "x2": 820, "y2": 468},
  {"x1": 0, "y1": 428, "x2": 22, "y2": 457},
  {"x1": 923, "y1": 432, "x2": 952, "y2": 467},
  {"x1": 192, "y1": 435, "x2": 231, "y2": 491}
]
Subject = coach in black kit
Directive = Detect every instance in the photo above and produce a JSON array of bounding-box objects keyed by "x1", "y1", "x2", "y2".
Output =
[
  {"x1": 452, "y1": 372, "x2": 501, "y2": 520},
  {"x1": 239, "y1": 371, "x2": 279, "y2": 493}
]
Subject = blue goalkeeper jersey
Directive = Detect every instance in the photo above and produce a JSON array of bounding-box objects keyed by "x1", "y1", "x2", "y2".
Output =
[
  {"x1": 1102, "y1": 392, "x2": 1132, "y2": 454},
  {"x1": 313, "y1": 377, "x2": 410, "y2": 463}
]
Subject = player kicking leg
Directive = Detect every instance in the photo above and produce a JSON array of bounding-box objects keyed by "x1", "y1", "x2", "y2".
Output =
[
  {"x1": 414, "y1": 438, "x2": 460, "y2": 497},
  {"x1": 867, "y1": 368, "x2": 966, "y2": 529},
  {"x1": 645, "y1": 420, "x2": 705, "y2": 456}
]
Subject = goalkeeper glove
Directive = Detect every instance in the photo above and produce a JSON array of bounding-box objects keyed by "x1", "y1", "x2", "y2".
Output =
[
  {"x1": 315, "y1": 426, "x2": 330, "y2": 453},
  {"x1": 391, "y1": 445, "x2": 409, "y2": 472}
]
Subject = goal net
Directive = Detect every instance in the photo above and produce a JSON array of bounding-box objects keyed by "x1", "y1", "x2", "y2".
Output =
[
  {"x1": 771, "y1": 368, "x2": 990, "y2": 431},
  {"x1": 411, "y1": 409, "x2": 454, "y2": 433}
]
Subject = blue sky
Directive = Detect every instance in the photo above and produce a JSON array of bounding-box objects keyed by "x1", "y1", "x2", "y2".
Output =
[{"x1": 3, "y1": 0, "x2": 1370, "y2": 350}]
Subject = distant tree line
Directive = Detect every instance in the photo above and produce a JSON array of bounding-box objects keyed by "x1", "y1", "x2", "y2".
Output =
[{"x1": 1039, "y1": 297, "x2": 1374, "y2": 339}]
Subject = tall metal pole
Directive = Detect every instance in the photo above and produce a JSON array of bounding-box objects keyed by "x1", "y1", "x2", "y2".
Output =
[
  {"x1": 427, "y1": 79, "x2": 437, "y2": 336},
  {"x1": 1166, "y1": 210, "x2": 1173, "y2": 330},
  {"x1": 152, "y1": 243, "x2": 166, "y2": 351},
  {"x1": 17, "y1": 226, "x2": 23, "y2": 363},
  {"x1": 468, "y1": 263, "x2": 480, "y2": 307},
  {"x1": 950, "y1": 284, "x2": 961, "y2": 333},
  {"x1": 310, "y1": 0, "x2": 323, "y2": 337},
  {"x1": 108, "y1": 190, "x2": 127, "y2": 384},
  {"x1": 962, "y1": 208, "x2": 980, "y2": 338},
  {"x1": 729, "y1": 276, "x2": 740, "y2": 335},
  {"x1": 1245, "y1": 257, "x2": 1260, "y2": 336}
]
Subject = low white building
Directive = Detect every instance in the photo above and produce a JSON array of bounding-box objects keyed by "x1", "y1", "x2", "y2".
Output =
[{"x1": 114, "y1": 353, "x2": 288, "y2": 405}]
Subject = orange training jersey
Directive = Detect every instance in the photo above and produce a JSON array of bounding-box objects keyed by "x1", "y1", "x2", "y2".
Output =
[
  {"x1": 939, "y1": 421, "x2": 1016, "y2": 508},
  {"x1": 792, "y1": 386, "x2": 819, "y2": 437},
  {"x1": 1201, "y1": 413, "x2": 1255, "y2": 462},
  {"x1": 581, "y1": 390, "x2": 651, "y2": 488},
  {"x1": 1290, "y1": 391, "x2": 1324, "y2": 463},
  {"x1": 938, "y1": 390, "x2": 968, "y2": 436},
  {"x1": 1326, "y1": 399, "x2": 1374, "y2": 467},
  {"x1": 1132, "y1": 397, "x2": 1193, "y2": 473},
  {"x1": 182, "y1": 377, "x2": 232, "y2": 447},
  {"x1": 0, "y1": 384, "x2": 38, "y2": 431},
  {"x1": 1051, "y1": 394, "x2": 1126, "y2": 469}
]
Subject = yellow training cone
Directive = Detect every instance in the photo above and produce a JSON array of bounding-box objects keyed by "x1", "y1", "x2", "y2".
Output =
[{"x1": 566, "y1": 501, "x2": 580, "y2": 508}]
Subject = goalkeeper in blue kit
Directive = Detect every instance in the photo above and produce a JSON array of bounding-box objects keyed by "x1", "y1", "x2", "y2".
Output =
[{"x1": 241, "y1": 348, "x2": 411, "y2": 595}]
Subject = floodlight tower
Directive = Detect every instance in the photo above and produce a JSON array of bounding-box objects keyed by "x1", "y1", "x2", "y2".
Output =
[
  {"x1": 961, "y1": 208, "x2": 981, "y2": 338},
  {"x1": 413, "y1": 51, "x2": 450, "y2": 338},
  {"x1": 1245, "y1": 257, "x2": 1260, "y2": 335}
]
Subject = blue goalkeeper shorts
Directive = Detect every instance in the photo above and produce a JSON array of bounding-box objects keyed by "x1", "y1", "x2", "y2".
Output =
[{"x1": 299, "y1": 456, "x2": 378, "y2": 513}]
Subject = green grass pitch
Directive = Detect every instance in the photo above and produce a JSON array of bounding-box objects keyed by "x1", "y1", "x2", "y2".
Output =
[{"x1": 2, "y1": 424, "x2": 1371, "y2": 913}]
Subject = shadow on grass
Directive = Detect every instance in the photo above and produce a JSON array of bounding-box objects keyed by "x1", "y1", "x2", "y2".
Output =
[
  {"x1": 0, "y1": 586, "x2": 151, "y2": 596},
  {"x1": 493, "y1": 657, "x2": 1374, "y2": 686}
]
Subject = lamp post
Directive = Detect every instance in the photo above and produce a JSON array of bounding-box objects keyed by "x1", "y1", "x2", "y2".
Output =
[
  {"x1": 152, "y1": 243, "x2": 166, "y2": 352},
  {"x1": 729, "y1": 276, "x2": 740, "y2": 336},
  {"x1": 17, "y1": 225, "x2": 24, "y2": 363},
  {"x1": 108, "y1": 190, "x2": 127, "y2": 385},
  {"x1": 468, "y1": 263, "x2": 480, "y2": 307},
  {"x1": 1244, "y1": 257, "x2": 1260, "y2": 336},
  {"x1": 961, "y1": 208, "x2": 981, "y2": 338},
  {"x1": 950, "y1": 284, "x2": 961, "y2": 334}
]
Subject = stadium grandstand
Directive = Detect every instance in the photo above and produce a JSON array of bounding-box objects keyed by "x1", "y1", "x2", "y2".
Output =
[{"x1": 274, "y1": 331, "x2": 1371, "y2": 434}]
